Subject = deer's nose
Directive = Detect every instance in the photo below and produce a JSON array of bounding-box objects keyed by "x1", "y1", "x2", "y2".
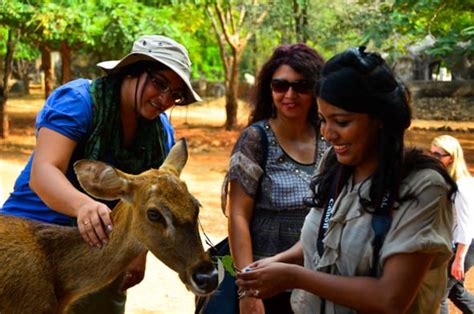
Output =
[{"x1": 192, "y1": 261, "x2": 218, "y2": 293}]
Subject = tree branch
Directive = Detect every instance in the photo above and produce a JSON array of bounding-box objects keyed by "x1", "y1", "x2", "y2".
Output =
[
  {"x1": 244, "y1": 9, "x2": 268, "y2": 44},
  {"x1": 207, "y1": 5, "x2": 230, "y2": 78},
  {"x1": 214, "y1": 2, "x2": 238, "y2": 51},
  {"x1": 237, "y1": 5, "x2": 246, "y2": 30}
]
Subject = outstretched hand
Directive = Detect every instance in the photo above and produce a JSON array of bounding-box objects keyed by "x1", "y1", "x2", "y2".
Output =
[
  {"x1": 77, "y1": 199, "x2": 113, "y2": 248},
  {"x1": 236, "y1": 262, "x2": 295, "y2": 299}
]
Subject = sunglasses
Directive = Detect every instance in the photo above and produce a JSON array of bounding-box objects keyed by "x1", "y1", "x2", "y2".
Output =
[
  {"x1": 270, "y1": 79, "x2": 312, "y2": 94},
  {"x1": 430, "y1": 151, "x2": 450, "y2": 159},
  {"x1": 146, "y1": 70, "x2": 186, "y2": 105}
]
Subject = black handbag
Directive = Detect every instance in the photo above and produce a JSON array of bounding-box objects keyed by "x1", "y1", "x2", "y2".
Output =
[{"x1": 195, "y1": 238, "x2": 238, "y2": 314}]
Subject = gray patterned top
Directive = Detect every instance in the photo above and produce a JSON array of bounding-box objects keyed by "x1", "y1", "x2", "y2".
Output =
[{"x1": 226, "y1": 120, "x2": 329, "y2": 260}]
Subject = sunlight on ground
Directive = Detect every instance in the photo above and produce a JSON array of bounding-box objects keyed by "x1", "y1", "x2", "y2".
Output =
[{"x1": 0, "y1": 159, "x2": 24, "y2": 204}]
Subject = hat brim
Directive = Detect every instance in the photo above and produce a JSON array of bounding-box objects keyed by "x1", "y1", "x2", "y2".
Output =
[{"x1": 97, "y1": 53, "x2": 201, "y2": 106}]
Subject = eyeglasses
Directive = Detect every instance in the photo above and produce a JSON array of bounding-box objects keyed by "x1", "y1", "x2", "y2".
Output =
[
  {"x1": 270, "y1": 79, "x2": 312, "y2": 94},
  {"x1": 146, "y1": 70, "x2": 186, "y2": 105},
  {"x1": 430, "y1": 151, "x2": 450, "y2": 159}
]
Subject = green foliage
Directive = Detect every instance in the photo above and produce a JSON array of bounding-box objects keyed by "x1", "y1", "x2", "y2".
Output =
[
  {"x1": 0, "y1": 0, "x2": 222, "y2": 79},
  {"x1": 217, "y1": 255, "x2": 237, "y2": 277},
  {"x1": 387, "y1": 0, "x2": 474, "y2": 66},
  {"x1": 0, "y1": 0, "x2": 472, "y2": 82}
]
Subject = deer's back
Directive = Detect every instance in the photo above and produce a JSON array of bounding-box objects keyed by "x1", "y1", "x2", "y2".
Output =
[{"x1": 0, "y1": 214, "x2": 58, "y2": 313}]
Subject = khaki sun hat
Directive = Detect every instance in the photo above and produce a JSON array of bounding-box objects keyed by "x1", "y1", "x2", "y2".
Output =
[{"x1": 97, "y1": 35, "x2": 201, "y2": 105}]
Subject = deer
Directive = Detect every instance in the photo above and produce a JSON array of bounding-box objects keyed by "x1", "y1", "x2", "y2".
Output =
[{"x1": 0, "y1": 139, "x2": 218, "y2": 313}]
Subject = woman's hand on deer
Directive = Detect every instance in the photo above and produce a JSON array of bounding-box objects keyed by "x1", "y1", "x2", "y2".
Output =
[{"x1": 77, "y1": 199, "x2": 113, "y2": 248}]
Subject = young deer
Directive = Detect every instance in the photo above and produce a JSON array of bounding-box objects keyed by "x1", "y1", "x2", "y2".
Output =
[{"x1": 0, "y1": 139, "x2": 218, "y2": 313}]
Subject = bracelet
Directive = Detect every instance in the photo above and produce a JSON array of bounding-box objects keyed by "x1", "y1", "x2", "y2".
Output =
[
  {"x1": 237, "y1": 288, "x2": 260, "y2": 299},
  {"x1": 237, "y1": 289, "x2": 249, "y2": 299}
]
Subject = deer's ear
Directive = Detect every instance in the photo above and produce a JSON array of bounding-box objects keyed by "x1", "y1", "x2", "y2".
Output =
[
  {"x1": 74, "y1": 160, "x2": 132, "y2": 201},
  {"x1": 160, "y1": 138, "x2": 188, "y2": 177}
]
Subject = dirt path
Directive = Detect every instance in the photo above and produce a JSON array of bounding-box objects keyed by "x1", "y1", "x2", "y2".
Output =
[{"x1": 1, "y1": 93, "x2": 473, "y2": 313}]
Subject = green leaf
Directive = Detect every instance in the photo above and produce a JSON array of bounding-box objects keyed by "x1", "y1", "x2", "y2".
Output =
[{"x1": 216, "y1": 255, "x2": 237, "y2": 277}]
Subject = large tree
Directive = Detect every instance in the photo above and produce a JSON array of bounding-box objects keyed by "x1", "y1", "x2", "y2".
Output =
[
  {"x1": 0, "y1": 1, "x2": 90, "y2": 96},
  {"x1": 206, "y1": 0, "x2": 267, "y2": 130},
  {"x1": 0, "y1": 28, "x2": 17, "y2": 139}
]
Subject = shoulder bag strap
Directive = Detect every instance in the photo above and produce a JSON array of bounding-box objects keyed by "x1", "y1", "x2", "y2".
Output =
[{"x1": 250, "y1": 124, "x2": 268, "y2": 169}]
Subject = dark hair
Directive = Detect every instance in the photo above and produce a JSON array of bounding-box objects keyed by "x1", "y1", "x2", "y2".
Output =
[
  {"x1": 113, "y1": 60, "x2": 169, "y2": 78},
  {"x1": 309, "y1": 47, "x2": 456, "y2": 212},
  {"x1": 248, "y1": 43, "x2": 325, "y2": 126}
]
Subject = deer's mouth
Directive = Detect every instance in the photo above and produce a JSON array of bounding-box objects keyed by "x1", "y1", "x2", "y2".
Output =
[{"x1": 181, "y1": 261, "x2": 219, "y2": 295}]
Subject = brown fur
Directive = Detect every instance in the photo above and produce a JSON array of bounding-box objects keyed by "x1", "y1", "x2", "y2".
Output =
[{"x1": 0, "y1": 139, "x2": 217, "y2": 313}]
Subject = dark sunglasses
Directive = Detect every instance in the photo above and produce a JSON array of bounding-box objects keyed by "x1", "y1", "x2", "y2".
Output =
[
  {"x1": 146, "y1": 70, "x2": 186, "y2": 105},
  {"x1": 430, "y1": 151, "x2": 450, "y2": 159},
  {"x1": 270, "y1": 79, "x2": 312, "y2": 94}
]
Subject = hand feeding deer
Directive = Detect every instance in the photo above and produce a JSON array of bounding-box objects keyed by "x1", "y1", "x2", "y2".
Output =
[{"x1": 0, "y1": 139, "x2": 218, "y2": 313}]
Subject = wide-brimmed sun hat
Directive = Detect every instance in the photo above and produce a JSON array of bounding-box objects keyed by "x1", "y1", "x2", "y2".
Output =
[{"x1": 97, "y1": 35, "x2": 201, "y2": 105}]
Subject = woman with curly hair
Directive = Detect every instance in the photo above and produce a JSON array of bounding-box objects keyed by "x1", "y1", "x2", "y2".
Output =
[{"x1": 224, "y1": 43, "x2": 328, "y2": 314}]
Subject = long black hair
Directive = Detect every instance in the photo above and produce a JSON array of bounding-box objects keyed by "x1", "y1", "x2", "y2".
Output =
[{"x1": 309, "y1": 47, "x2": 456, "y2": 212}]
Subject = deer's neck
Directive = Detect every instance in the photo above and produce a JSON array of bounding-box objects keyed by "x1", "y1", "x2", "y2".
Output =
[{"x1": 35, "y1": 202, "x2": 145, "y2": 300}]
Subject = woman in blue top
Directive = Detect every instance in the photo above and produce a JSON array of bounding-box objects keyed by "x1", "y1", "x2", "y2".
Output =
[{"x1": 1, "y1": 34, "x2": 201, "y2": 313}]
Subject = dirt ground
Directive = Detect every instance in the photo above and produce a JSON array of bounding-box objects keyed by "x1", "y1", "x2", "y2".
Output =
[{"x1": 1, "y1": 88, "x2": 473, "y2": 313}]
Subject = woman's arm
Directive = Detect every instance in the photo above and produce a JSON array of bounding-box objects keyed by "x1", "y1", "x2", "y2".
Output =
[
  {"x1": 249, "y1": 241, "x2": 304, "y2": 269},
  {"x1": 272, "y1": 241, "x2": 304, "y2": 265},
  {"x1": 452, "y1": 180, "x2": 474, "y2": 280},
  {"x1": 237, "y1": 252, "x2": 434, "y2": 314},
  {"x1": 30, "y1": 128, "x2": 112, "y2": 247},
  {"x1": 228, "y1": 179, "x2": 256, "y2": 271},
  {"x1": 228, "y1": 180, "x2": 265, "y2": 314}
]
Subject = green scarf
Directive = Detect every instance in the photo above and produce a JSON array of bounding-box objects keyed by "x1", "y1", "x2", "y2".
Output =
[{"x1": 84, "y1": 76, "x2": 167, "y2": 174}]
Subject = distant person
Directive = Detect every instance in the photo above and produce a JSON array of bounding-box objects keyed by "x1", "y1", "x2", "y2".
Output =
[
  {"x1": 431, "y1": 135, "x2": 474, "y2": 313},
  {"x1": 224, "y1": 43, "x2": 328, "y2": 314},
  {"x1": 236, "y1": 47, "x2": 456, "y2": 313},
  {"x1": 1, "y1": 35, "x2": 201, "y2": 313}
]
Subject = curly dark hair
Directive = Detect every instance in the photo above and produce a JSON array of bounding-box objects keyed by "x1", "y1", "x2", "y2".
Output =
[
  {"x1": 309, "y1": 47, "x2": 456, "y2": 212},
  {"x1": 248, "y1": 43, "x2": 325, "y2": 126}
]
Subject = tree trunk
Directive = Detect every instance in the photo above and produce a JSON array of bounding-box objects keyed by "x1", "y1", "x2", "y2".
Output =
[
  {"x1": 60, "y1": 42, "x2": 72, "y2": 84},
  {"x1": 0, "y1": 29, "x2": 17, "y2": 139},
  {"x1": 251, "y1": 35, "x2": 259, "y2": 80},
  {"x1": 293, "y1": 0, "x2": 308, "y2": 43},
  {"x1": 41, "y1": 45, "x2": 53, "y2": 99},
  {"x1": 206, "y1": 2, "x2": 267, "y2": 129},
  {"x1": 13, "y1": 59, "x2": 31, "y2": 95},
  {"x1": 23, "y1": 75, "x2": 30, "y2": 95},
  {"x1": 224, "y1": 51, "x2": 240, "y2": 130}
]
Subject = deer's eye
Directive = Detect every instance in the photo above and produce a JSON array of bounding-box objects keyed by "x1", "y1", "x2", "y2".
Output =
[{"x1": 147, "y1": 208, "x2": 166, "y2": 226}]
